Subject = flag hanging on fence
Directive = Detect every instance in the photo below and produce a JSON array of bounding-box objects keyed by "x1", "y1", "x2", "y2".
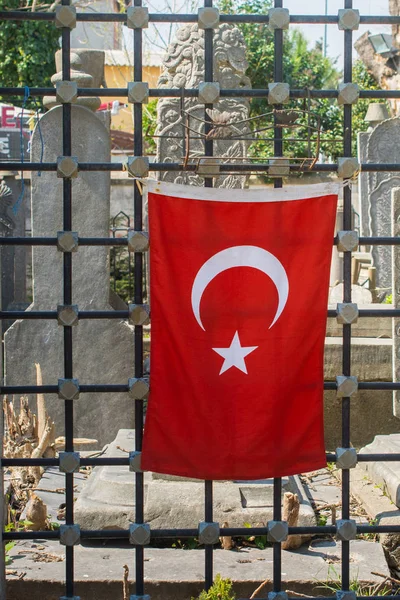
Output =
[{"x1": 142, "y1": 181, "x2": 338, "y2": 480}]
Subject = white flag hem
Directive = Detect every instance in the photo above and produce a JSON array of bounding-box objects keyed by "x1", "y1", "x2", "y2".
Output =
[{"x1": 146, "y1": 180, "x2": 340, "y2": 203}]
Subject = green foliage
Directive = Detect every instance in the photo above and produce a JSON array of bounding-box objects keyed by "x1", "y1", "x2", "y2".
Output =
[
  {"x1": 193, "y1": 574, "x2": 235, "y2": 600},
  {"x1": 317, "y1": 513, "x2": 328, "y2": 527},
  {"x1": 218, "y1": 0, "x2": 388, "y2": 163},
  {"x1": 172, "y1": 537, "x2": 199, "y2": 549},
  {"x1": 143, "y1": 99, "x2": 158, "y2": 155},
  {"x1": 5, "y1": 541, "x2": 15, "y2": 565},
  {"x1": 384, "y1": 294, "x2": 393, "y2": 304},
  {"x1": 0, "y1": 0, "x2": 60, "y2": 109},
  {"x1": 317, "y1": 565, "x2": 391, "y2": 597},
  {"x1": 243, "y1": 522, "x2": 268, "y2": 549}
]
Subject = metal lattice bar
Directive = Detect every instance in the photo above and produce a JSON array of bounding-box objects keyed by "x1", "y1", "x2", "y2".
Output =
[{"x1": 2, "y1": 2, "x2": 400, "y2": 599}]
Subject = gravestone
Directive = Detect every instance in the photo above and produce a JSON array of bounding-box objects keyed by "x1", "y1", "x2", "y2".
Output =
[
  {"x1": 4, "y1": 102, "x2": 135, "y2": 448},
  {"x1": 156, "y1": 23, "x2": 251, "y2": 188},
  {"x1": 392, "y1": 187, "x2": 400, "y2": 418},
  {"x1": 0, "y1": 175, "x2": 28, "y2": 326},
  {"x1": 75, "y1": 429, "x2": 316, "y2": 530},
  {"x1": 360, "y1": 117, "x2": 400, "y2": 294}
]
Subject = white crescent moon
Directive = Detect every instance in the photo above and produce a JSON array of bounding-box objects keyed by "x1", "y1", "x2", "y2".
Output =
[{"x1": 191, "y1": 245, "x2": 289, "y2": 331}]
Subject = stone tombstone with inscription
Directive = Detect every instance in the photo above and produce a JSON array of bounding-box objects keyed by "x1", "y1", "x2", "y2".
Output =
[
  {"x1": 392, "y1": 187, "x2": 400, "y2": 418},
  {"x1": 156, "y1": 22, "x2": 252, "y2": 188},
  {"x1": 359, "y1": 117, "x2": 400, "y2": 294},
  {"x1": 5, "y1": 53, "x2": 134, "y2": 448},
  {"x1": 0, "y1": 176, "x2": 28, "y2": 332}
]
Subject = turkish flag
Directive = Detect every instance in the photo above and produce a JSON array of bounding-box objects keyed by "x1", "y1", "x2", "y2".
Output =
[{"x1": 142, "y1": 181, "x2": 338, "y2": 480}]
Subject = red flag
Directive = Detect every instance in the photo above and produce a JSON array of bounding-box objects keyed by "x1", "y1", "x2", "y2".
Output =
[{"x1": 142, "y1": 181, "x2": 338, "y2": 480}]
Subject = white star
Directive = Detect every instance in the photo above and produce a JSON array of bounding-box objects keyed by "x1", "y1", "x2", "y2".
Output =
[{"x1": 212, "y1": 331, "x2": 258, "y2": 375}]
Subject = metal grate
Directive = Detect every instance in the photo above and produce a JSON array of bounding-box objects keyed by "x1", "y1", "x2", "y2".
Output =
[{"x1": 1, "y1": 2, "x2": 400, "y2": 600}]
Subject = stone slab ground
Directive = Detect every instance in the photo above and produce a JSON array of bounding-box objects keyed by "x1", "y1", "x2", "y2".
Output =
[
  {"x1": 5, "y1": 462, "x2": 391, "y2": 600},
  {"x1": 6, "y1": 540, "x2": 389, "y2": 600}
]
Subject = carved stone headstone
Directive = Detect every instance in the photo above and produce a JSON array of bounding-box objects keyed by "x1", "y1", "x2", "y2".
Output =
[
  {"x1": 0, "y1": 176, "x2": 28, "y2": 332},
  {"x1": 359, "y1": 117, "x2": 400, "y2": 294},
  {"x1": 392, "y1": 187, "x2": 400, "y2": 417},
  {"x1": 4, "y1": 105, "x2": 135, "y2": 448},
  {"x1": 156, "y1": 23, "x2": 251, "y2": 188}
]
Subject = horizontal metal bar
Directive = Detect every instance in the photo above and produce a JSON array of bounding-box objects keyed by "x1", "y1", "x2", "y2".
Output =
[
  {"x1": 3, "y1": 308, "x2": 400, "y2": 321},
  {"x1": 4, "y1": 161, "x2": 400, "y2": 173},
  {"x1": 1, "y1": 11, "x2": 400, "y2": 25},
  {"x1": 0, "y1": 237, "x2": 129, "y2": 246},
  {"x1": 3, "y1": 86, "x2": 400, "y2": 100},
  {"x1": 0, "y1": 310, "x2": 129, "y2": 319},
  {"x1": 3, "y1": 453, "x2": 400, "y2": 469},
  {"x1": 1, "y1": 384, "x2": 130, "y2": 394},
  {"x1": 0, "y1": 236, "x2": 399, "y2": 249},
  {"x1": 3, "y1": 382, "x2": 400, "y2": 394},
  {"x1": 4, "y1": 523, "x2": 400, "y2": 542}
]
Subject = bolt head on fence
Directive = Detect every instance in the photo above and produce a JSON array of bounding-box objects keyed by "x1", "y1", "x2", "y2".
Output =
[
  {"x1": 338, "y1": 83, "x2": 360, "y2": 105},
  {"x1": 58, "y1": 378, "x2": 80, "y2": 400},
  {"x1": 336, "y1": 519, "x2": 357, "y2": 541},
  {"x1": 126, "y1": 6, "x2": 149, "y2": 29},
  {"x1": 57, "y1": 305, "x2": 79, "y2": 327},
  {"x1": 57, "y1": 156, "x2": 79, "y2": 179},
  {"x1": 60, "y1": 524, "x2": 81, "y2": 546},
  {"x1": 128, "y1": 377, "x2": 149, "y2": 400},
  {"x1": 336, "y1": 303, "x2": 359, "y2": 325},
  {"x1": 198, "y1": 522, "x2": 220, "y2": 544},
  {"x1": 127, "y1": 156, "x2": 149, "y2": 178},
  {"x1": 59, "y1": 452, "x2": 81, "y2": 473},
  {"x1": 198, "y1": 7, "x2": 220, "y2": 29},
  {"x1": 56, "y1": 81, "x2": 78, "y2": 104},
  {"x1": 127, "y1": 230, "x2": 149, "y2": 253},
  {"x1": 268, "y1": 8, "x2": 290, "y2": 30},
  {"x1": 198, "y1": 82, "x2": 220, "y2": 104},
  {"x1": 337, "y1": 230, "x2": 359, "y2": 252},
  {"x1": 57, "y1": 231, "x2": 79, "y2": 253},
  {"x1": 336, "y1": 375, "x2": 358, "y2": 398},
  {"x1": 267, "y1": 520, "x2": 288, "y2": 542},
  {"x1": 128, "y1": 82, "x2": 149, "y2": 104},
  {"x1": 268, "y1": 82, "x2": 290, "y2": 105},
  {"x1": 55, "y1": 5, "x2": 76, "y2": 28},
  {"x1": 129, "y1": 523, "x2": 151, "y2": 545},
  {"x1": 336, "y1": 447, "x2": 358, "y2": 469},
  {"x1": 338, "y1": 8, "x2": 360, "y2": 30},
  {"x1": 129, "y1": 304, "x2": 150, "y2": 326}
]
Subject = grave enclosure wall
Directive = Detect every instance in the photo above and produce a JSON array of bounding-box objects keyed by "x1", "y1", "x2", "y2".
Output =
[{"x1": 2, "y1": 3, "x2": 400, "y2": 600}]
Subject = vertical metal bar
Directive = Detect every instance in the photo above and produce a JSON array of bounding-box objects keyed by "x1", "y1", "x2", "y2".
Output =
[
  {"x1": 341, "y1": 0, "x2": 353, "y2": 591},
  {"x1": 0, "y1": 236, "x2": 5, "y2": 600},
  {"x1": 0, "y1": 356, "x2": 5, "y2": 600},
  {"x1": 133, "y1": 0, "x2": 145, "y2": 594},
  {"x1": 203, "y1": 0, "x2": 214, "y2": 590},
  {"x1": 273, "y1": 0, "x2": 283, "y2": 592},
  {"x1": 61, "y1": 1, "x2": 75, "y2": 596}
]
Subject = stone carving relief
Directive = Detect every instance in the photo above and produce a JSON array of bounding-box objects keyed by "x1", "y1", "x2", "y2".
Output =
[
  {"x1": 370, "y1": 176, "x2": 400, "y2": 292},
  {"x1": 156, "y1": 23, "x2": 252, "y2": 188}
]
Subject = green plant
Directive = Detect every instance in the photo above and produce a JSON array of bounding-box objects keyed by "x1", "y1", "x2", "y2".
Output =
[
  {"x1": 172, "y1": 537, "x2": 199, "y2": 550},
  {"x1": 143, "y1": 99, "x2": 158, "y2": 155},
  {"x1": 317, "y1": 565, "x2": 391, "y2": 597},
  {"x1": 243, "y1": 522, "x2": 269, "y2": 549},
  {"x1": 384, "y1": 294, "x2": 393, "y2": 304},
  {"x1": 5, "y1": 541, "x2": 15, "y2": 565},
  {"x1": 192, "y1": 574, "x2": 235, "y2": 600},
  {"x1": 0, "y1": 0, "x2": 60, "y2": 109},
  {"x1": 317, "y1": 513, "x2": 328, "y2": 527}
]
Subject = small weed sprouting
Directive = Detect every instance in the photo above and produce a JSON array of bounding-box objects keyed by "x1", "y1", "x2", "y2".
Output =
[
  {"x1": 5, "y1": 541, "x2": 15, "y2": 565},
  {"x1": 316, "y1": 565, "x2": 391, "y2": 597},
  {"x1": 192, "y1": 574, "x2": 235, "y2": 600},
  {"x1": 317, "y1": 513, "x2": 328, "y2": 527},
  {"x1": 172, "y1": 537, "x2": 199, "y2": 550},
  {"x1": 243, "y1": 522, "x2": 269, "y2": 549}
]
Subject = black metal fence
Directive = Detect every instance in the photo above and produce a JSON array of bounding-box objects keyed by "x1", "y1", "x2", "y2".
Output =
[{"x1": 1, "y1": 1, "x2": 400, "y2": 600}]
